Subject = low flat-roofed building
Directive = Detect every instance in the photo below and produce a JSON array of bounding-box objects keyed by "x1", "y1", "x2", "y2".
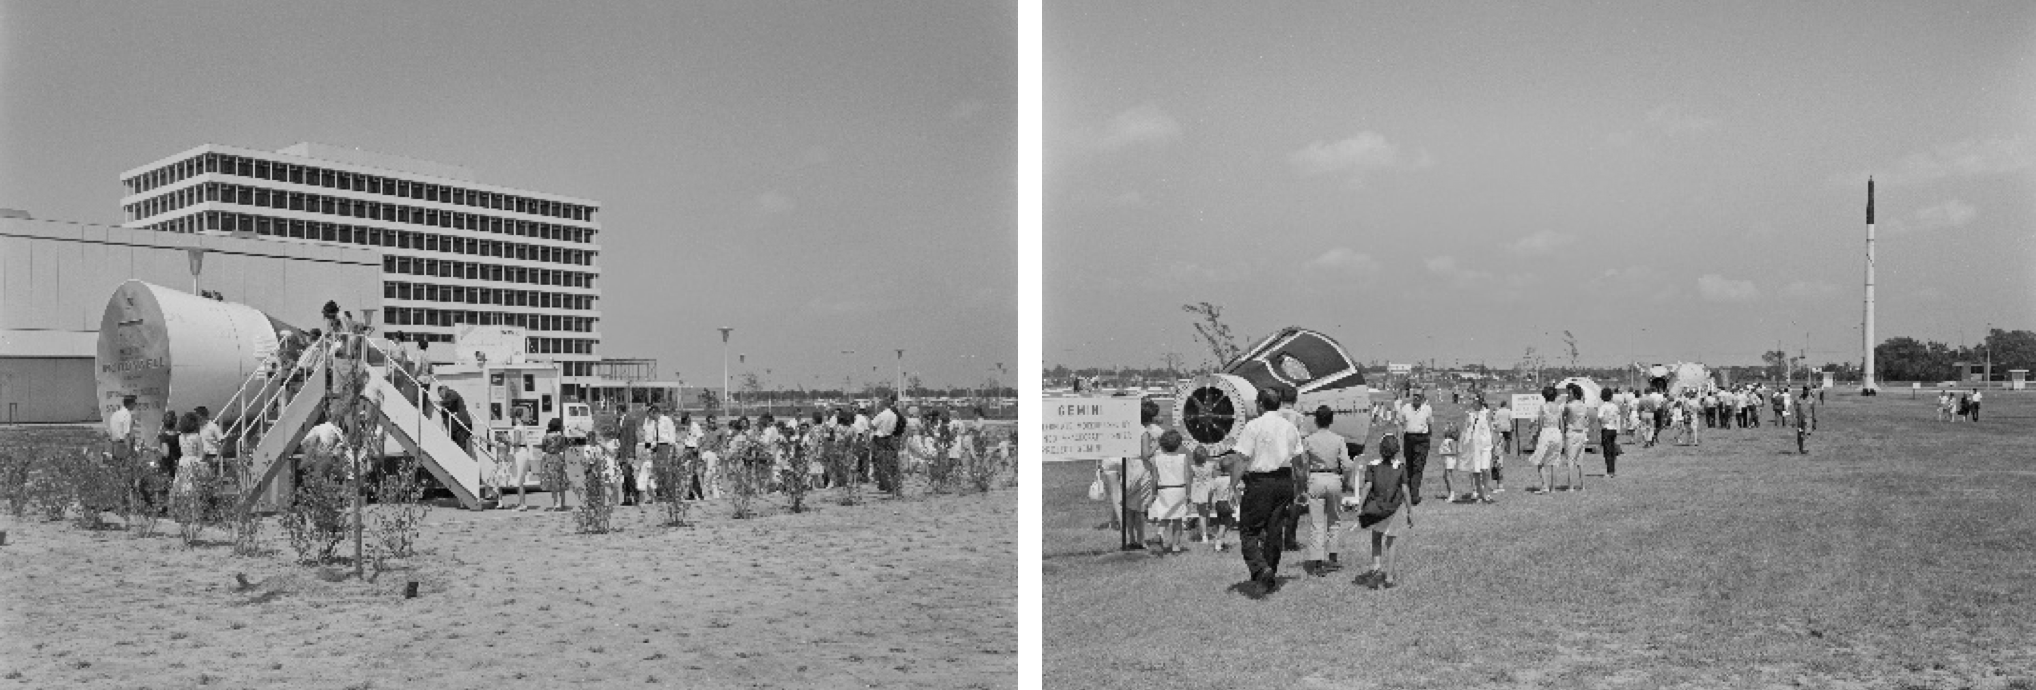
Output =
[{"x1": 0, "y1": 216, "x2": 380, "y2": 423}]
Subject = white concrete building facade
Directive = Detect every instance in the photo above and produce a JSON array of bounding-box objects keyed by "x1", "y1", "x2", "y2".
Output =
[{"x1": 118, "y1": 143, "x2": 604, "y2": 397}]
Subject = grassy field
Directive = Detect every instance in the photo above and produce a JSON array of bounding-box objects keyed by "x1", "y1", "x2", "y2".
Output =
[
  {"x1": 0, "y1": 425, "x2": 1016, "y2": 690},
  {"x1": 1044, "y1": 391, "x2": 2036, "y2": 689}
]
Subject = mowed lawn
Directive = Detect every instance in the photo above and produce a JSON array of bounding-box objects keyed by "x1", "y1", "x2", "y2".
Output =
[{"x1": 1044, "y1": 392, "x2": 2036, "y2": 689}]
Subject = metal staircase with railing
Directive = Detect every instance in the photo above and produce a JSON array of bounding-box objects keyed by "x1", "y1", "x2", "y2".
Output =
[{"x1": 224, "y1": 334, "x2": 504, "y2": 512}]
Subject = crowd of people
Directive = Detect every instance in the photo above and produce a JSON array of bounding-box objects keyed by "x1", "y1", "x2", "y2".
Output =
[
  {"x1": 479, "y1": 395, "x2": 1011, "y2": 511},
  {"x1": 1937, "y1": 389, "x2": 1985, "y2": 422},
  {"x1": 1097, "y1": 378, "x2": 1830, "y2": 594}
]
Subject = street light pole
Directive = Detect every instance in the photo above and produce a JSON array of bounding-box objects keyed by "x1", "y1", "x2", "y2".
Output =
[
  {"x1": 840, "y1": 350, "x2": 855, "y2": 402},
  {"x1": 184, "y1": 246, "x2": 207, "y2": 295},
  {"x1": 718, "y1": 327, "x2": 733, "y2": 416},
  {"x1": 895, "y1": 349, "x2": 905, "y2": 404}
]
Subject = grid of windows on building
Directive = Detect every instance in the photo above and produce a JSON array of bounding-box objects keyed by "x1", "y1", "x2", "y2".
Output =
[{"x1": 120, "y1": 146, "x2": 605, "y2": 397}]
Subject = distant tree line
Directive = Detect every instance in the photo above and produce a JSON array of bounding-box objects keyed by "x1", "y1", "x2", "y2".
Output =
[{"x1": 1873, "y1": 329, "x2": 2036, "y2": 383}]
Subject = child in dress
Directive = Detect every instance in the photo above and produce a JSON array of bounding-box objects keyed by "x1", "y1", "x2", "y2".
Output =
[
  {"x1": 1188, "y1": 445, "x2": 1219, "y2": 544},
  {"x1": 1437, "y1": 422, "x2": 1465, "y2": 503},
  {"x1": 1351, "y1": 434, "x2": 1413, "y2": 589},
  {"x1": 1203, "y1": 445, "x2": 1238, "y2": 552}
]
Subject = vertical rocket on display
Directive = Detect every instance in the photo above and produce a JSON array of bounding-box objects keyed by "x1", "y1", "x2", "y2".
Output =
[{"x1": 1863, "y1": 177, "x2": 1877, "y2": 393}]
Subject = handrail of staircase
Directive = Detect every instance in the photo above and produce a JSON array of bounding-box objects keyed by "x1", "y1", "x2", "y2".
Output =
[
  {"x1": 217, "y1": 353, "x2": 277, "y2": 438},
  {"x1": 353, "y1": 335, "x2": 504, "y2": 472},
  {"x1": 225, "y1": 341, "x2": 334, "y2": 468},
  {"x1": 222, "y1": 340, "x2": 327, "y2": 435}
]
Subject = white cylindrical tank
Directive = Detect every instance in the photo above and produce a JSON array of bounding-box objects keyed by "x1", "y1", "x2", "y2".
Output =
[{"x1": 96, "y1": 280, "x2": 286, "y2": 438}]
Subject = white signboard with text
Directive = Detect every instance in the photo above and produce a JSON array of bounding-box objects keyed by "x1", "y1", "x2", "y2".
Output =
[
  {"x1": 455, "y1": 325, "x2": 529, "y2": 366},
  {"x1": 1387, "y1": 362, "x2": 1413, "y2": 375},
  {"x1": 1041, "y1": 397, "x2": 1141, "y2": 462},
  {"x1": 1509, "y1": 393, "x2": 1544, "y2": 421}
]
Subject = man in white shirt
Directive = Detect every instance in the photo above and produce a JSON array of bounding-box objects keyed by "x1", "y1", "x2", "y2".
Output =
[
  {"x1": 1595, "y1": 389, "x2": 1622, "y2": 480},
  {"x1": 1971, "y1": 389, "x2": 1983, "y2": 422},
  {"x1": 678, "y1": 412, "x2": 715, "y2": 500},
  {"x1": 1215, "y1": 388, "x2": 1305, "y2": 594},
  {"x1": 105, "y1": 395, "x2": 137, "y2": 462},
  {"x1": 1395, "y1": 392, "x2": 1435, "y2": 503},
  {"x1": 1494, "y1": 401, "x2": 1515, "y2": 455},
  {"x1": 303, "y1": 416, "x2": 347, "y2": 484},
  {"x1": 637, "y1": 405, "x2": 677, "y2": 504},
  {"x1": 870, "y1": 396, "x2": 902, "y2": 494},
  {"x1": 851, "y1": 406, "x2": 874, "y2": 481}
]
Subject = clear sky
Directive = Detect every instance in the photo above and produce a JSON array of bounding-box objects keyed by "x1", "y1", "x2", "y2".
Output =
[
  {"x1": 1, "y1": 0, "x2": 1015, "y2": 392},
  {"x1": 1048, "y1": 2, "x2": 2036, "y2": 371}
]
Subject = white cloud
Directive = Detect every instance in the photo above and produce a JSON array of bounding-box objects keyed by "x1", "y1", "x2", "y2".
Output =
[
  {"x1": 1288, "y1": 131, "x2": 1402, "y2": 180},
  {"x1": 1840, "y1": 136, "x2": 2034, "y2": 187},
  {"x1": 1914, "y1": 199, "x2": 1977, "y2": 230},
  {"x1": 754, "y1": 191, "x2": 796, "y2": 216},
  {"x1": 1307, "y1": 247, "x2": 1382, "y2": 277},
  {"x1": 1511, "y1": 230, "x2": 1579, "y2": 257},
  {"x1": 1092, "y1": 105, "x2": 1182, "y2": 151},
  {"x1": 1646, "y1": 104, "x2": 1720, "y2": 135},
  {"x1": 1424, "y1": 255, "x2": 1496, "y2": 290},
  {"x1": 1697, "y1": 274, "x2": 1760, "y2": 303},
  {"x1": 1779, "y1": 280, "x2": 1841, "y2": 300},
  {"x1": 1139, "y1": 259, "x2": 1242, "y2": 292},
  {"x1": 1592, "y1": 265, "x2": 1678, "y2": 302}
]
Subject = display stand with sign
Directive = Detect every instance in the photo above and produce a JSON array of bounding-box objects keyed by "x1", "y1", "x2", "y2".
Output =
[
  {"x1": 1508, "y1": 393, "x2": 1543, "y2": 458},
  {"x1": 1043, "y1": 397, "x2": 1143, "y2": 550}
]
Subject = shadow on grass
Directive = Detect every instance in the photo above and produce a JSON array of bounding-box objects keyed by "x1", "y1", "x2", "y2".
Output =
[{"x1": 1224, "y1": 576, "x2": 1292, "y2": 601}]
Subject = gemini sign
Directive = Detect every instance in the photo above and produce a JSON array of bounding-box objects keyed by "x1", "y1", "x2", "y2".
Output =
[{"x1": 1041, "y1": 397, "x2": 1141, "y2": 462}]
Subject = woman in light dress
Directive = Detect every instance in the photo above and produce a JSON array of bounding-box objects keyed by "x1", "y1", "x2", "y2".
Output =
[
  {"x1": 174, "y1": 411, "x2": 205, "y2": 497},
  {"x1": 1464, "y1": 397, "x2": 1496, "y2": 503},
  {"x1": 1144, "y1": 430, "x2": 1194, "y2": 555},
  {"x1": 1098, "y1": 401, "x2": 1160, "y2": 547}
]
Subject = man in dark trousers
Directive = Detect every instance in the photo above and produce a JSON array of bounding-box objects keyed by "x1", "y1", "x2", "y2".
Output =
[
  {"x1": 1214, "y1": 389, "x2": 1305, "y2": 595},
  {"x1": 1395, "y1": 391, "x2": 1435, "y2": 503},
  {"x1": 1274, "y1": 386, "x2": 1305, "y2": 552},
  {"x1": 614, "y1": 403, "x2": 641, "y2": 505},
  {"x1": 438, "y1": 386, "x2": 472, "y2": 454}
]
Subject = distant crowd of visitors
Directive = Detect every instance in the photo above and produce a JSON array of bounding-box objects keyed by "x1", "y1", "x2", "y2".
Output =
[
  {"x1": 1096, "y1": 379, "x2": 1831, "y2": 595},
  {"x1": 477, "y1": 395, "x2": 1008, "y2": 511},
  {"x1": 1937, "y1": 389, "x2": 1984, "y2": 422}
]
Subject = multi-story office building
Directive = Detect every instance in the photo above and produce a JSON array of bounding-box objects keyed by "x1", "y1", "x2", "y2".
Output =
[{"x1": 118, "y1": 142, "x2": 604, "y2": 397}]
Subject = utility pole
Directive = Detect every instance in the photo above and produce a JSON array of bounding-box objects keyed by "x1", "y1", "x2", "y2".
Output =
[{"x1": 718, "y1": 327, "x2": 733, "y2": 416}]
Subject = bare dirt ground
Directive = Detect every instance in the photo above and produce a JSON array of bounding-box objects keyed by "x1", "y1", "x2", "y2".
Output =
[
  {"x1": 0, "y1": 426, "x2": 1015, "y2": 690},
  {"x1": 1044, "y1": 390, "x2": 2036, "y2": 690}
]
